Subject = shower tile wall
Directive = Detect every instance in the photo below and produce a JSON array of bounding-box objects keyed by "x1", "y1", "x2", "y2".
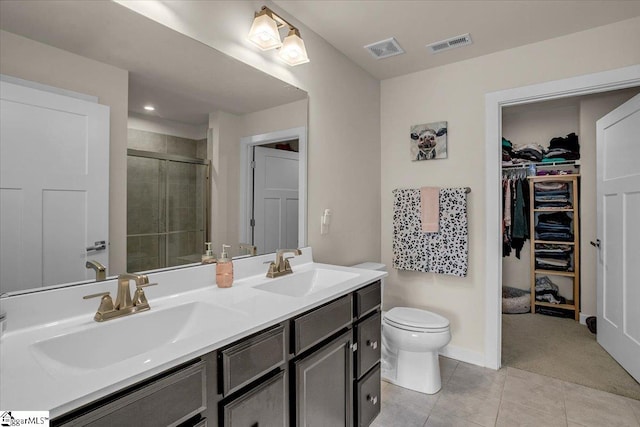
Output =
[
  {"x1": 127, "y1": 129, "x2": 207, "y2": 272},
  {"x1": 127, "y1": 155, "x2": 164, "y2": 272}
]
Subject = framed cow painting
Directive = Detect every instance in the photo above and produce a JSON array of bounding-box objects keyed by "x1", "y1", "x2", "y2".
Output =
[{"x1": 410, "y1": 121, "x2": 447, "y2": 161}]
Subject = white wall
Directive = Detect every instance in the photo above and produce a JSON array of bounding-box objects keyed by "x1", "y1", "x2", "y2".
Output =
[
  {"x1": 118, "y1": 0, "x2": 382, "y2": 266},
  {"x1": 209, "y1": 110, "x2": 241, "y2": 256},
  {"x1": 128, "y1": 112, "x2": 207, "y2": 140},
  {"x1": 0, "y1": 30, "x2": 129, "y2": 276},
  {"x1": 208, "y1": 98, "x2": 308, "y2": 258},
  {"x1": 381, "y1": 17, "x2": 640, "y2": 356},
  {"x1": 239, "y1": 99, "x2": 307, "y2": 138}
]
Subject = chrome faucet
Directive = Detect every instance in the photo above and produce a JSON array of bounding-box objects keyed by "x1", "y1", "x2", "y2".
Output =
[
  {"x1": 85, "y1": 260, "x2": 107, "y2": 281},
  {"x1": 266, "y1": 249, "x2": 302, "y2": 278},
  {"x1": 83, "y1": 273, "x2": 157, "y2": 322}
]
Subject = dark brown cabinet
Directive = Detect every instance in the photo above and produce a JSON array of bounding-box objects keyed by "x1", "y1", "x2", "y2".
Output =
[
  {"x1": 353, "y1": 282, "x2": 382, "y2": 427},
  {"x1": 222, "y1": 370, "x2": 288, "y2": 427},
  {"x1": 294, "y1": 330, "x2": 354, "y2": 426},
  {"x1": 53, "y1": 358, "x2": 212, "y2": 427},
  {"x1": 53, "y1": 280, "x2": 382, "y2": 427}
]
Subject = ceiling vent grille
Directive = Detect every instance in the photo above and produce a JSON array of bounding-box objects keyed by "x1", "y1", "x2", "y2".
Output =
[
  {"x1": 364, "y1": 37, "x2": 405, "y2": 60},
  {"x1": 427, "y1": 33, "x2": 473, "y2": 54}
]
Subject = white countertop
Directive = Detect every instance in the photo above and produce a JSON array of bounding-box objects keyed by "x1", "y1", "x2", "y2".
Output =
[{"x1": 0, "y1": 248, "x2": 386, "y2": 418}]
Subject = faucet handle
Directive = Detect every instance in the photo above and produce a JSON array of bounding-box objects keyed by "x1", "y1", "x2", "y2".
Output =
[
  {"x1": 83, "y1": 291, "x2": 110, "y2": 300},
  {"x1": 132, "y1": 282, "x2": 157, "y2": 307},
  {"x1": 135, "y1": 282, "x2": 158, "y2": 289},
  {"x1": 83, "y1": 292, "x2": 114, "y2": 316}
]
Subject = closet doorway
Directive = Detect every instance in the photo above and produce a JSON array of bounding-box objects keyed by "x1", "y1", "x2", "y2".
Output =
[{"x1": 498, "y1": 87, "x2": 640, "y2": 399}]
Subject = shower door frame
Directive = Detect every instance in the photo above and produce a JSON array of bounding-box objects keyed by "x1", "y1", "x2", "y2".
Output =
[{"x1": 127, "y1": 149, "x2": 210, "y2": 269}]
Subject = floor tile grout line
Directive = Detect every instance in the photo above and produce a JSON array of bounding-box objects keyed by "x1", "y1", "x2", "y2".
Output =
[
  {"x1": 493, "y1": 366, "x2": 509, "y2": 427},
  {"x1": 560, "y1": 377, "x2": 569, "y2": 427}
]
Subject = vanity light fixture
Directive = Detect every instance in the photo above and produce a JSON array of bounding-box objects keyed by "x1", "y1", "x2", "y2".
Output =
[
  {"x1": 143, "y1": 105, "x2": 155, "y2": 111},
  {"x1": 248, "y1": 6, "x2": 309, "y2": 66}
]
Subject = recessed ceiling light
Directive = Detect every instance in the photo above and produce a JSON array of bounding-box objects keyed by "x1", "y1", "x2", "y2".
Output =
[{"x1": 144, "y1": 105, "x2": 155, "y2": 111}]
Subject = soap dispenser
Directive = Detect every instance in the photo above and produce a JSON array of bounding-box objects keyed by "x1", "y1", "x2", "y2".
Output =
[
  {"x1": 216, "y1": 244, "x2": 233, "y2": 288},
  {"x1": 202, "y1": 242, "x2": 216, "y2": 264}
]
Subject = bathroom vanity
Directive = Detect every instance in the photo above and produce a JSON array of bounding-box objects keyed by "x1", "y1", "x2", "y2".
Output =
[{"x1": 0, "y1": 249, "x2": 385, "y2": 426}]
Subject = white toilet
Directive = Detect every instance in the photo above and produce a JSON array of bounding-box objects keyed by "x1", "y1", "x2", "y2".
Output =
[{"x1": 352, "y1": 262, "x2": 451, "y2": 395}]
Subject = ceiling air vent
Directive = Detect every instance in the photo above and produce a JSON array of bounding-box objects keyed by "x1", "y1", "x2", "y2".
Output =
[
  {"x1": 427, "y1": 33, "x2": 473, "y2": 54},
  {"x1": 364, "y1": 37, "x2": 405, "y2": 60}
]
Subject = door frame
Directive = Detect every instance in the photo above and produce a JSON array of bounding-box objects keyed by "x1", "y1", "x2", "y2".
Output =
[
  {"x1": 239, "y1": 126, "x2": 307, "y2": 249},
  {"x1": 484, "y1": 64, "x2": 640, "y2": 370}
]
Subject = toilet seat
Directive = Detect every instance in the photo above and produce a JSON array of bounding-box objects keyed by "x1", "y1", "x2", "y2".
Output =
[{"x1": 384, "y1": 307, "x2": 450, "y2": 333}]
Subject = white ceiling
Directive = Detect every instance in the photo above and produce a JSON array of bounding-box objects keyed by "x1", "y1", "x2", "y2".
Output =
[
  {"x1": 274, "y1": 0, "x2": 640, "y2": 80},
  {"x1": 0, "y1": 1, "x2": 306, "y2": 125}
]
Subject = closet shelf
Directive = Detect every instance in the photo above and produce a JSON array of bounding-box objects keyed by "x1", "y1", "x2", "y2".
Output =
[
  {"x1": 529, "y1": 174, "x2": 580, "y2": 321},
  {"x1": 534, "y1": 240, "x2": 575, "y2": 245},
  {"x1": 526, "y1": 173, "x2": 581, "y2": 182},
  {"x1": 534, "y1": 301, "x2": 576, "y2": 310},
  {"x1": 503, "y1": 160, "x2": 580, "y2": 169},
  {"x1": 534, "y1": 269, "x2": 575, "y2": 277}
]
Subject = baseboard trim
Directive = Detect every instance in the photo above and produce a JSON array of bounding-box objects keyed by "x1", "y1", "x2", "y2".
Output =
[{"x1": 439, "y1": 344, "x2": 485, "y2": 367}]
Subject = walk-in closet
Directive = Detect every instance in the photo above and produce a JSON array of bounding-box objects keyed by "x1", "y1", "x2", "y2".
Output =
[{"x1": 499, "y1": 86, "x2": 640, "y2": 400}]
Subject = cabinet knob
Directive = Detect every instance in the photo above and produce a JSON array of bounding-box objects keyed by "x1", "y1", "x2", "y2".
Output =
[
  {"x1": 367, "y1": 394, "x2": 378, "y2": 405},
  {"x1": 366, "y1": 340, "x2": 378, "y2": 350}
]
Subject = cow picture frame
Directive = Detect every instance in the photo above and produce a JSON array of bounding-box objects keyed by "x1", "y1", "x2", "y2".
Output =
[{"x1": 410, "y1": 121, "x2": 448, "y2": 161}]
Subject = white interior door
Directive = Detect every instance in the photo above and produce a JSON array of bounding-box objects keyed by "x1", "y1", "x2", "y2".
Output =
[
  {"x1": 252, "y1": 146, "x2": 299, "y2": 254},
  {"x1": 0, "y1": 80, "x2": 110, "y2": 292},
  {"x1": 596, "y1": 93, "x2": 640, "y2": 382}
]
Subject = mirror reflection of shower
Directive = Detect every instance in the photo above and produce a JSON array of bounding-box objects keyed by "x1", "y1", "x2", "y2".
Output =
[{"x1": 126, "y1": 127, "x2": 209, "y2": 272}]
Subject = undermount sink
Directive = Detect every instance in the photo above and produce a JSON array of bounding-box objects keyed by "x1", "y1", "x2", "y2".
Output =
[
  {"x1": 254, "y1": 268, "x2": 359, "y2": 297},
  {"x1": 31, "y1": 302, "x2": 240, "y2": 371}
]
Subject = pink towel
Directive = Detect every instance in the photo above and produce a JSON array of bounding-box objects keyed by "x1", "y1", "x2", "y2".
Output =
[{"x1": 420, "y1": 187, "x2": 440, "y2": 232}]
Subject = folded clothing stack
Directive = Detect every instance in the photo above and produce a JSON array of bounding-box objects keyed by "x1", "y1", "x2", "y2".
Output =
[
  {"x1": 534, "y1": 181, "x2": 572, "y2": 209},
  {"x1": 542, "y1": 132, "x2": 580, "y2": 162},
  {"x1": 535, "y1": 211, "x2": 573, "y2": 242},
  {"x1": 511, "y1": 143, "x2": 546, "y2": 162},
  {"x1": 535, "y1": 276, "x2": 566, "y2": 304},
  {"x1": 536, "y1": 242, "x2": 573, "y2": 272}
]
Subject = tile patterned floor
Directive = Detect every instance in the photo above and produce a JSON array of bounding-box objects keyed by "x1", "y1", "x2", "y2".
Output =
[{"x1": 371, "y1": 357, "x2": 640, "y2": 427}]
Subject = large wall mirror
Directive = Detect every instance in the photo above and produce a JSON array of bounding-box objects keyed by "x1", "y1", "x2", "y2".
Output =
[{"x1": 0, "y1": 1, "x2": 308, "y2": 296}]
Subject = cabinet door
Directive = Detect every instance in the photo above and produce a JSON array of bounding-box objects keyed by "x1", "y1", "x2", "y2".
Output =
[
  {"x1": 222, "y1": 370, "x2": 288, "y2": 427},
  {"x1": 294, "y1": 330, "x2": 353, "y2": 427}
]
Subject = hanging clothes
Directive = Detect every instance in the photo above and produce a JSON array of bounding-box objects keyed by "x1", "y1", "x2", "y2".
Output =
[
  {"x1": 511, "y1": 178, "x2": 529, "y2": 258},
  {"x1": 502, "y1": 170, "x2": 531, "y2": 259}
]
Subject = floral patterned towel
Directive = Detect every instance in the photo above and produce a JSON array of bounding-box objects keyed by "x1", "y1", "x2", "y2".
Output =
[{"x1": 392, "y1": 188, "x2": 468, "y2": 277}]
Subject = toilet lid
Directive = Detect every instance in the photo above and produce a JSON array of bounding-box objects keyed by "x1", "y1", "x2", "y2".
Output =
[{"x1": 384, "y1": 307, "x2": 449, "y2": 330}]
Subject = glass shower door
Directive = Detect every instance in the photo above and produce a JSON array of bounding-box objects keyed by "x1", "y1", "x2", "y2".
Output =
[{"x1": 127, "y1": 151, "x2": 208, "y2": 272}]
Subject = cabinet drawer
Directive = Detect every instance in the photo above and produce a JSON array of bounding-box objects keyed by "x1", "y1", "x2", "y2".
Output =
[
  {"x1": 57, "y1": 360, "x2": 206, "y2": 427},
  {"x1": 356, "y1": 311, "x2": 381, "y2": 378},
  {"x1": 222, "y1": 370, "x2": 288, "y2": 427},
  {"x1": 293, "y1": 294, "x2": 352, "y2": 354},
  {"x1": 220, "y1": 324, "x2": 286, "y2": 396},
  {"x1": 356, "y1": 363, "x2": 381, "y2": 427},
  {"x1": 355, "y1": 282, "x2": 381, "y2": 318}
]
